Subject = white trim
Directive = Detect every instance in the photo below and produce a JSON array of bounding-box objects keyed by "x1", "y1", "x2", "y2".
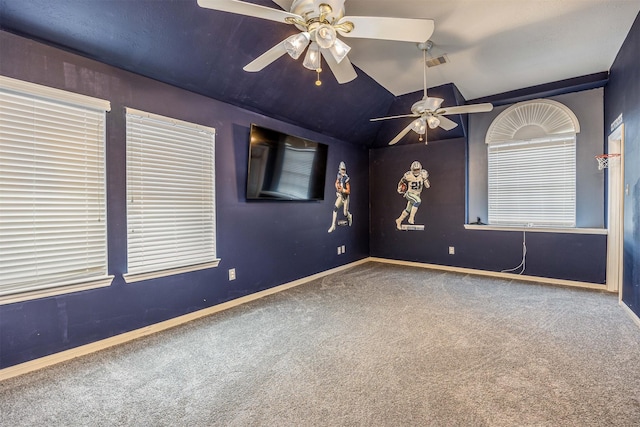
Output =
[
  {"x1": 0, "y1": 259, "x2": 369, "y2": 382},
  {"x1": 124, "y1": 260, "x2": 221, "y2": 283},
  {"x1": 606, "y1": 124, "x2": 624, "y2": 294},
  {"x1": 369, "y1": 257, "x2": 609, "y2": 291},
  {"x1": 0, "y1": 75, "x2": 111, "y2": 111},
  {"x1": 0, "y1": 276, "x2": 114, "y2": 305},
  {"x1": 464, "y1": 224, "x2": 607, "y2": 235},
  {"x1": 620, "y1": 301, "x2": 640, "y2": 329},
  {"x1": 125, "y1": 107, "x2": 215, "y2": 134},
  {"x1": 489, "y1": 132, "x2": 577, "y2": 148}
]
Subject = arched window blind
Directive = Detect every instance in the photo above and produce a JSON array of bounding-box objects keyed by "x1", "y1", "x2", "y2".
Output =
[
  {"x1": 125, "y1": 108, "x2": 218, "y2": 282},
  {"x1": 486, "y1": 99, "x2": 580, "y2": 227},
  {"x1": 0, "y1": 76, "x2": 112, "y2": 301}
]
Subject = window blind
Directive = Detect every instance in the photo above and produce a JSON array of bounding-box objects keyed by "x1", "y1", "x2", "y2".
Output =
[
  {"x1": 125, "y1": 109, "x2": 217, "y2": 278},
  {"x1": 488, "y1": 136, "x2": 576, "y2": 227},
  {"x1": 0, "y1": 79, "x2": 110, "y2": 298}
]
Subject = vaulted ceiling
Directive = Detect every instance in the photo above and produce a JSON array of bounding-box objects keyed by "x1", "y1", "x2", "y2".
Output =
[{"x1": 1, "y1": 0, "x2": 638, "y2": 147}]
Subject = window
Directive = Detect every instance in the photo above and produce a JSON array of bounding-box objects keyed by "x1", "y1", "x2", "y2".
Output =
[
  {"x1": 0, "y1": 76, "x2": 112, "y2": 303},
  {"x1": 125, "y1": 108, "x2": 218, "y2": 282},
  {"x1": 486, "y1": 99, "x2": 580, "y2": 227}
]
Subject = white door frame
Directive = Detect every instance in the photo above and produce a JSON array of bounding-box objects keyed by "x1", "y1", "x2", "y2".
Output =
[{"x1": 606, "y1": 124, "x2": 624, "y2": 297}]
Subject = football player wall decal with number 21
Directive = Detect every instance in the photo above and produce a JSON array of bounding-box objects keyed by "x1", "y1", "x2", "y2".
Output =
[{"x1": 395, "y1": 161, "x2": 430, "y2": 231}]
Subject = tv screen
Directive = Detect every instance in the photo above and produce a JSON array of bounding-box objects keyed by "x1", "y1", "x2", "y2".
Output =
[{"x1": 246, "y1": 124, "x2": 328, "y2": 201}]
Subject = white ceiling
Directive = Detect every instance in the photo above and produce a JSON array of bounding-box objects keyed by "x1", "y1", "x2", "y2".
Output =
[{"x1": 274, "y1": 0, "x2": 640, "y2": 99}]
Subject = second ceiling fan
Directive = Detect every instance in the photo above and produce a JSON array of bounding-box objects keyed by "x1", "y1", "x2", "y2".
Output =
[
  {"x1": 371, "y1": 41, "x2": 494, "y2": 145},
  {"x1": 197, "y1": 0, "x2": 434, "y2": 85}
]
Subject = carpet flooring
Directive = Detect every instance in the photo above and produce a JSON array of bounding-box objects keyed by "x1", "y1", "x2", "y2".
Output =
[{"x1": 1, "y1": 262, "x2": 640, "y2": 426}]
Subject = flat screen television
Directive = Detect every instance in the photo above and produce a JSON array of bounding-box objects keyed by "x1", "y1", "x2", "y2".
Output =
[{"x1": 246, "y1": 124, "x2": 328, "y2": 201}]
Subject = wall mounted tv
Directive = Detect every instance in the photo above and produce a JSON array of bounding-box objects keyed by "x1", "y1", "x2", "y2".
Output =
[{"x1": 246, "y1": 124, "x2": 328, "y2": 201}]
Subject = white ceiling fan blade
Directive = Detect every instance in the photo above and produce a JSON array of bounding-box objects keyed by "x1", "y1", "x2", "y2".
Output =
[
  {"x1": 337, "y1": 16, "x2": 434, "y2": 43},
  {"x1": 243, "y1": 42, "x2": 288, "y2": 72},
  {"x1": 320, "y1": 49, "x2": 357, "y2": 84},
  {"x1": 437, "y1": 115, "x2": 458, "y2": 131},
  {"x1": 370, "y1": 113, "x2": 419, "y2": 122},
  {"x1": 388, "y1": 121, "x2": 416, "y2": 145},
  {"x1": 197, "y1": 0, "x2": 301, "y2": 24},
  {"x1": 438, "y1": 103, "x2": 494, "y2": 115}
]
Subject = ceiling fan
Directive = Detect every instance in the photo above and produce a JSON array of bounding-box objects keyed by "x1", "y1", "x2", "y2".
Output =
[
  {"x1": 197, "y1": 0, "x2": 434, "y2": 85},
  {"x1": 371, "y1": 41, "x2": 494, "y2": 145}
]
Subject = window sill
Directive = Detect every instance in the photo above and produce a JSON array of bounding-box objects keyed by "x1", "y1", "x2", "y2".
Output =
[
  {"x1": 464, "y1": 224, "x2": 607, "y2": 235},
  {"x1": 124, "y1": 259, "x2": 221, "y2": 284},
  {"x1": 0, "y1": 275, "x2": 115, "y2": 305}
]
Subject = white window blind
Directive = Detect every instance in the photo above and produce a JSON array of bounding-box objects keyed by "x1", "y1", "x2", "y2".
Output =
[
  {"x1": 488, "y1": 135, "x2": 576, "y2": 227},
  {"x1": 125, "y1": 109, "x2": 217, "y2": 281},
  {"x1": 0, "y1": 76, "x2": 111, "y2": 300}
]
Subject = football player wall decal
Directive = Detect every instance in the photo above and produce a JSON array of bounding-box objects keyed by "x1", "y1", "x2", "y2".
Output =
[
  {"x1": 328, "y1": 161, "x2": 353, "y2": 233},
  {"x1": 395, "y1": 161, "x2": 430, "y2": 230}
]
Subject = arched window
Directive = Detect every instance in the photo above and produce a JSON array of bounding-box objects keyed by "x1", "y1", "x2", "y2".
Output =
[{"x1": 485, "y1": 99, "x2": 580, "y2": 227}]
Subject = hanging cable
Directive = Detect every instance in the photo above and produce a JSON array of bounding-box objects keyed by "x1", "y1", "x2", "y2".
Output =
[{"x1": 501, "y1": 230, "x2": 526, "y2": 274}]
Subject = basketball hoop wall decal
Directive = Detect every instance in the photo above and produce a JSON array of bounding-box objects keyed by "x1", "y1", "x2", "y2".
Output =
[{"x1": 595, "y1": 153, "x2": 621, "y2": 170}]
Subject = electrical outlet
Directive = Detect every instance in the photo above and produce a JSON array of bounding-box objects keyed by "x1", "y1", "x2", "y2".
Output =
[
  {"x1": 341, "y1": 245, "x2": 345, "y2": 253},
  {"x1": 337, "y1": 246, "x2": 342, "y2": 255},
  {"x1": 448, "y1": 246, "x2": 455, "y2": 255},
  {"x1": 228, "y1": 268, "x2": 236, "y2": 281}
]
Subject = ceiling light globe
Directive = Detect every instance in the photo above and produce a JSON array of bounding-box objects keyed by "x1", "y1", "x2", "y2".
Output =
[
  {"x1": 315, "y1": 24, "x2": 337, "y2": 49},
  {"x1": 329, "y1": 38, "x2": 351, "y2": 63},
  {"x1": 427, "y1": 116, "x2": 441, "y2": 129},
  {"x1": 284, "y1": 32, "x2": 310, "y2": 60},
  {"x1": 411, "y1": 118, "x2": 427, "y2": 135},
  {"x1": 303, "y1": 42, "x2": 322, "y2": 71}
]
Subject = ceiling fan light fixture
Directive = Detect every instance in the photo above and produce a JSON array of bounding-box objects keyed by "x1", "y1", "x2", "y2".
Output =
[
  {"x1": 328, "y1": 38, "x2": 351, "y2": 63},
  {"x1": 303, "y1": 41, "x2": 322, "y2": 71},
  {"x1": 411, "y1": 118, "x2": 427, "y2": 135},
  {"x1": 284, "y1": 32, "x2": 311, "y2": 60},
  {"x1": 427, "y1": 115, "x2": 441, "y2": 129},
  {"x1": 315, "y1": 24, "x2": 337, "y2": 49},
  {"x1": 198, "y1": 0, "x2": 435, "y2": 86}
]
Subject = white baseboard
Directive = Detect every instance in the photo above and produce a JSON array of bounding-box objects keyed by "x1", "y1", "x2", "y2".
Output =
[
  {"x1": 0, "y1": 258, "x2": 369, "y2": 382},
  {"x1": 620, "y1": 301, "x2": 640, "y2": 329},
  {"x1": 368, "y1": 257, "x2": 611, "y2": 292}
]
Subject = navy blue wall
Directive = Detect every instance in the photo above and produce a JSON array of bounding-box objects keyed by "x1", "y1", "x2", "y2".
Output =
[
  {"x1": 0, "y1": 31, "x2": 369, "y2": 369},
  {"x1": 606, "y1": 13, "x2": 640, "y2": 318},
  {"x1": 370, "y1": 138, "x2": 607, "y2": 283}
]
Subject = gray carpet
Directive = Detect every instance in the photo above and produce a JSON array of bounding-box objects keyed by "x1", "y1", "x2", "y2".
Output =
[{"x1": 2, "y1": 262, "x2": 640, "y2": 426}]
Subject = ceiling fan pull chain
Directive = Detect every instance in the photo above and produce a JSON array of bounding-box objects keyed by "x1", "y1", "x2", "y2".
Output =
[{"x1": 315, "y1": 54, "x2": 322, "y2": 86}]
